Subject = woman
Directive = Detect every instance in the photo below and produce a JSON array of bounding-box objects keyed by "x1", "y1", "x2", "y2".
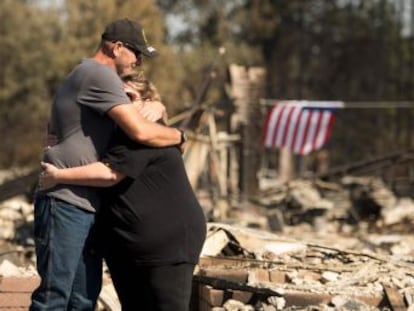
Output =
[{"x1": 39, "y1": 72, "x2": 206, "y2": 311}]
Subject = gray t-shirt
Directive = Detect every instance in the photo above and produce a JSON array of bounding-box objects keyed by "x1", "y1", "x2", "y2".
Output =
[{"x1": 43, "y1": 58, "x2": 130, "y2": 212}]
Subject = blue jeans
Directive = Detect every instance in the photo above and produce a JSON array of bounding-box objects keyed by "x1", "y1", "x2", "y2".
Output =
[{"x1": 30, "y1": 195, "x2": 102, "y2": 311}]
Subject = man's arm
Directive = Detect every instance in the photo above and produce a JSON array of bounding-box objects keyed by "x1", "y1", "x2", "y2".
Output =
[
  {"x1": 39, "y1": 162, "x2": 124, "y2": 189},
  {"x1": 108, "y1": 104, "x2": 180, "y2": 146}
]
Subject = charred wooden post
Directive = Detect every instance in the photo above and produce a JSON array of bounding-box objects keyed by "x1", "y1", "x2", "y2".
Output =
[
  {"x1": 318, "y1": 148, "x2": 414, "y2": 180},
  {"x1": 229, "y1": 64, "x2": 266, "y2": 200},
  {"x1": 278, "y1": 148, "x2": 294, "y2": 183}
]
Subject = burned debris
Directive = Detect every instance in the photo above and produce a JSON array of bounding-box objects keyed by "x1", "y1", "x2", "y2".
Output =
[
  {"x1": 195, "y1": 221, "x2": 414, "y2": 310},
  {"x1": 1, "y1": 169, "x2": 414, "y2": 310}
]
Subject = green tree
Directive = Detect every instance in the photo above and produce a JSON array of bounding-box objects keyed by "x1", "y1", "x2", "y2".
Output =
[
  {"x1": 0, "y1": 0, "x2": 185, "y2": 168},
  {"x1": 156, "y1": 0, "x2": 262, "y2": 117},
  {"x1": 0, "y1": 0, "x2": 61, "y2": 167}
]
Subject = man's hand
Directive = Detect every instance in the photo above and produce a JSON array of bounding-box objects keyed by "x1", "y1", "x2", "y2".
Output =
[
  {"x1": 38, "y1": 162, "x2": 60, "y2": 190},
  {"x1": 137, "y1": 100, "x2": 166, "y2": 122}
]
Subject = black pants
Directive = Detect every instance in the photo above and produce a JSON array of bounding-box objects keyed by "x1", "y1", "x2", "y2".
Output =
[{"x1": 105, "y1": 255, "x2": 195, "y2": 311}]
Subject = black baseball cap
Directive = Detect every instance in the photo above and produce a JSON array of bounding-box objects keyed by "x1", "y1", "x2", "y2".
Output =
[{"x1": 101, "y1": 18, "x2": 158, "y2": 58}]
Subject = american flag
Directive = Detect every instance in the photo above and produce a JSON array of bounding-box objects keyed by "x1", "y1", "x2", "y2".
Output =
[{"x1": 262, "y1": 101, "x2": 342, "y2": 155}]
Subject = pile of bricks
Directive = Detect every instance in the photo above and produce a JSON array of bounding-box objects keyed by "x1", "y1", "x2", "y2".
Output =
[
  {"x1": 191, "y1": 222, "x2": 414, "y2": 310},
  {"x1": 0, "y1": 275, "x2": 119, "y2": 311},
  {"x1": 192, "y1": 259, "x2": 395, "y2": 310},
  {"x1": 0, "y1": 276, "x2": 39, "y2": 310}
]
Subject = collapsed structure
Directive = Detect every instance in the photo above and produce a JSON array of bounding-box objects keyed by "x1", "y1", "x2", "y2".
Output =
[{"x1": 1, "y1": 171, "x2": 414, "y2": 310}]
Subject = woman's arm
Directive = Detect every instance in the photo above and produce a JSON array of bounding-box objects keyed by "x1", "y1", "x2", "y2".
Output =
[{"x1": 39, "y1": 161, "x2": 125, "y2": 190}]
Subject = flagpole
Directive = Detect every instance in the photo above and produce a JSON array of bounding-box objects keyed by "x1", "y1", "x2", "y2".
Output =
[{"x1": 260, "y1": 99, "x2": 414, "y2": 108}]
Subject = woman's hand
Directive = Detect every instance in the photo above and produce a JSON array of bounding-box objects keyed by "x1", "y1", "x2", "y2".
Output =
[
  {"x1": 137, "y1": 100, "x2": 166, "y2": 122},
  {"x1": 38, "y1": 162, "x2": 60, "y2": 190}
]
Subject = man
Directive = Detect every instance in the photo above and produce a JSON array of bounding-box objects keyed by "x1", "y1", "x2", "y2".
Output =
[{"x1": 30, "y1": 18, "x2": 186, "y2": 311}]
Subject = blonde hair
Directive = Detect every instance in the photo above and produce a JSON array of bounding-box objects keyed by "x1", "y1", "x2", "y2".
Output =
[{"x1": 121, "y1": 71, "x2": 161, "y2": 102}]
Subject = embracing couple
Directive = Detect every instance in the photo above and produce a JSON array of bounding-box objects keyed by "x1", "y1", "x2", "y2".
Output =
[{"x1": 30, "y1": 18, "x2": 206, "y2": 311}]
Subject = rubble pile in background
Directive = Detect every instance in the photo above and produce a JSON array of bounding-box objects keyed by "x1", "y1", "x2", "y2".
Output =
[
  {"x1": 196, "y1": 223, "x2": 414, "y2": 310},
  {"x1": 250, "y1": 176, "x2": 414, "y2": 233},
  {"x1": 1, "y1": 174, "x2": 414, "y2": 310}
]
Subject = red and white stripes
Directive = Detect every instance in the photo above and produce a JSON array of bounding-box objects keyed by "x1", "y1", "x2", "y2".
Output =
[{"x1": 262, "y1": 101, "x2": 337, "y2": 155}]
